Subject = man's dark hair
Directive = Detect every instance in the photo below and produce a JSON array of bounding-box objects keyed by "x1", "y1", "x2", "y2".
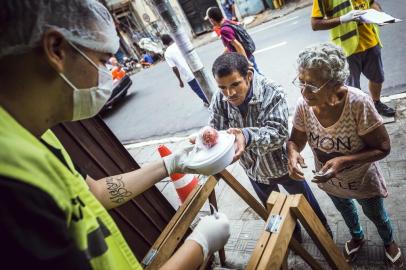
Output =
[
  {"x1": 207, "y1": 7, "x2": 223, "y2": 22},
  {"x1": 161, "y1": 34, "x2": 173, "y2": 46},
  {"x1": 212, "y1": 52, "x2": 250, "y2": 78}
]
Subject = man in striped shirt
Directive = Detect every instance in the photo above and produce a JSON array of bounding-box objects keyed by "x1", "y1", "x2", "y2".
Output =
[{"x1": 209, "y1": 53, "x2": 332, "y2": 241}]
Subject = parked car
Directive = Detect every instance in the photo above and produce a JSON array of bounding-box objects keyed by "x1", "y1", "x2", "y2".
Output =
[{"x1": 102, "y1": 70, "x2": 133, "y2": 111}]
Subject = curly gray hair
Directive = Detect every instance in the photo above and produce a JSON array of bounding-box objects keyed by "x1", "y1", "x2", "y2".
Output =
[{"x1": 297, "y1": 43, "x2": 349, "y2": 84}]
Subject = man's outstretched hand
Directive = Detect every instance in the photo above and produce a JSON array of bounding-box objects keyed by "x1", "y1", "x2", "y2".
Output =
[{"x1": 227, "y1": 128, "x2": 246, "y2": 163}]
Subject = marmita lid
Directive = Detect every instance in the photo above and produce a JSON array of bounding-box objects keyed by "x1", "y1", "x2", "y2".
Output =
[{"x1": 187, "y1": 131, "x2": 235, "y2": 168}]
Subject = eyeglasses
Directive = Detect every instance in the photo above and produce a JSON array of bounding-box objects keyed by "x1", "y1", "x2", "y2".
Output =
[{"x1": 292, "y1": 76, "x2": 331, "y2": 94}]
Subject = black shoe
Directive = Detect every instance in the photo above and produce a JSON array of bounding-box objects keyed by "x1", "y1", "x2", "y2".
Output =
[{"x1": 374, "y1": 101, "x2": 395, "y2": 117}]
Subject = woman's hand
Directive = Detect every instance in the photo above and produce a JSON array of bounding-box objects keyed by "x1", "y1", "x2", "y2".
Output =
[
  {"x1": 288, "y1": 149, "x2": 307, "y2": 180},
  {"x1": 312, "y1": 156, "x2": 349, "y2": 183}
]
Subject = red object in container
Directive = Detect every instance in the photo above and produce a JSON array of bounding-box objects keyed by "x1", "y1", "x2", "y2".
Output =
[{"x1": 202, "y1": 127, "x2": 219, "y2": 148}]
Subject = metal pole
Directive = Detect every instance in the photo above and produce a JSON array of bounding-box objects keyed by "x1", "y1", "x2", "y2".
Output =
[{"x1": 149, "y1": 0, "x2": 216, "y2": 102}]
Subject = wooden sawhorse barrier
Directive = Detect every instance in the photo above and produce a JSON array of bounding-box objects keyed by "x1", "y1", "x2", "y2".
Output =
[
  {"x1": 247, "y1": 192, "x2": 350, "y2": 270},
  {"x1": 141, "y1": 170, "x2": 351, "y2": 269}
]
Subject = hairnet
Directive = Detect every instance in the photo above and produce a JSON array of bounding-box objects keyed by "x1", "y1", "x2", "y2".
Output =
[{"x1": 0, "y1": 0, "x2": 120, "y2": 59}]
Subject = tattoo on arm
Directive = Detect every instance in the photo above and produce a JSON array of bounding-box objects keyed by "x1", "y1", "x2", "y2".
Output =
[{"x1": 105, "y1": 176, "x2": 132, "y2": 204}]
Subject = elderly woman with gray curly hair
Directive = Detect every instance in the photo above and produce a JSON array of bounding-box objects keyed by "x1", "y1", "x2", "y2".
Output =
[{"x1": 287, "y1": 43, "x2": 403, "y2": 267}]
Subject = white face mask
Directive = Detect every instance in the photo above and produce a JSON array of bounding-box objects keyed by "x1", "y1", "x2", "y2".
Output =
[{"x1": 59, "y1": 42, "x2": 114, "y2": 121}]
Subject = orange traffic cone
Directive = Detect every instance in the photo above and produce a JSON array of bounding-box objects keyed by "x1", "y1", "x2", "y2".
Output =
[{"x1": 158, "y1": 145, "x2": 199, "y2": 203}]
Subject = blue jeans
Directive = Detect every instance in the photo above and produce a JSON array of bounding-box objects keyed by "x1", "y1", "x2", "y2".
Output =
[
  {"x1": 187, "y1": 79, "x2": 209, "y2": 104},
  {"x1": 328, "y1": 195, "x2": 393, "y2": 245},
  {"x1": 250, "y1": 174, "x2": 331, "y2": 239},
  {"x1": 248, "y1": 55, "x2": 262, "y2": 75}
]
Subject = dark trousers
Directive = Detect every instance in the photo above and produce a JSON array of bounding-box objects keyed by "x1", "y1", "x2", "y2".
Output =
[
  {"x1": 249, "y1": 174, "x2": 331, "y2": 239},
  {"x1": 187, "y1": 79, "x2": 209, "y2": 104},
  {"x1": 346, "y1": 45, "x2": 385, "y2": 88}
]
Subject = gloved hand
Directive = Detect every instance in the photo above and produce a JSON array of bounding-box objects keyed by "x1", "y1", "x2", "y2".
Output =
[
  {"x1": 186, "y1": 213, "x2": 230, "y2": 261},
  {"x1": 339, "y1": 10, "x2": 366, "y2": 23},
  {"x1": 162, "y1": 145, "x2": 198, "y2": 175}
]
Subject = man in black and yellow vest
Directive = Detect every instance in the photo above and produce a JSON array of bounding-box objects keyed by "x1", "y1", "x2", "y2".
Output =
[
  {"x1": 311, "y1": 0, "x2": 396, "y2": 118},
  {"x1": 0, "y1": 0, "x2": 230, "y2": 269}
]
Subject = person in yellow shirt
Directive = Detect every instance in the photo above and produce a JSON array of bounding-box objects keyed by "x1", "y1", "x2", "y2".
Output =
[
  {"x1": 0, "y1": 0, "x2": 230, "y2": 269},
  {"x1": 311, "y1": 0, "x2": 395, "y2": 117}
]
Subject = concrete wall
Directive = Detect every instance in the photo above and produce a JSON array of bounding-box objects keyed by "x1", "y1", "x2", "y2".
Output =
[
  {"x1": 105, "y1": 0, "x2": 194, "y2": 39},
  {"x1": 130, "y1": 0, "x2": 159, "y2": 28}
]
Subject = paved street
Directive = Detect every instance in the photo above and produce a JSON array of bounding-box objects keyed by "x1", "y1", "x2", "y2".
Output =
[{"x1": 103, "y1": 0, "x2": 406, "y2": 144}]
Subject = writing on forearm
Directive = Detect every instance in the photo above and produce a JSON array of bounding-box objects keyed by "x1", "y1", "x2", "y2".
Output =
[{"x1": 105, "y1": 176, "x2": 132, "y2": 204}]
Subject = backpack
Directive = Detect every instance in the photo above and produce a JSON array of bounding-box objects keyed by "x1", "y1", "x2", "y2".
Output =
[{"x1": 221, "y1": 22, "x2": 256, "y2": 55}]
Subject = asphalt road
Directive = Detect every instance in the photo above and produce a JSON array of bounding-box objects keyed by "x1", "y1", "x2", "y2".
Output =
[{"x1": 103, "y1": 0, "x2": 406, "y2": 143}]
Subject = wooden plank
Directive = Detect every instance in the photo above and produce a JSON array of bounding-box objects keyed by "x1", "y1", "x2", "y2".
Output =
[
  {"x1": 266, "y1": 191, "x2": 281, "y2": 213},
  {"x1": 257, "y1": 196, "x2": 297, "y2": 270},
  {"x1": 280, "y1": 251, "x2": 288, "y2": 270},
  {"x1": 144, "y1": 176, "x2": 219, "y2": 269},
  {"x1": 80, "y1": 118, "x2": 139, "y2": 172},
  {"x1": 143, "y1": 181, "x2": 203, "y2": 261},
  {"x1": 289, "y1": 237, "x2": 323, "y2": 270},
  {"x1": 218, "y1": 170, "x2": 268, "y2": 220},
  {"x1": 208, "y1": 190, "x2": 226, "y2": 266},
  {"x1": 291, "y1": 195, "x2": 351, "y2": 270},
  {"x1": 246, "y1": 193, "x2": 287, "y2": 269},
  {"x1": 268, "y1": 192, "x2": 324, "y2": 270},
  {"x1": 141, "y1": 189, "x2": 177, "y2": 226},
  {"x1": 144, "y1": 177, "x2": 217, "y2": 268},
  {"x1": 253, "y1": 192, "x2": 321, "y2": 269}
]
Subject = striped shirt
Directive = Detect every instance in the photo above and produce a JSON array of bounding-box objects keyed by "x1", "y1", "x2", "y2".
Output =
[{"x1": 208, "y1": 72, "x2": 289, "y2": 184}]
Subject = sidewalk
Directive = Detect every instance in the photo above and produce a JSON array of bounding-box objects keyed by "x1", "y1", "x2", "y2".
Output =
[
  {"x1": 125, "y1": 95, "x2": 406, "y2": 269},
  {"x1": 192, "y1": 0, "x2": 313, "y2": 49}
]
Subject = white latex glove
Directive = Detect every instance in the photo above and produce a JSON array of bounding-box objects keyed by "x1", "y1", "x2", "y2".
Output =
[
  {"x1": 186, "y1": 213, "x2": 230, "y2": 261},
  {"x1": 162, "y1": 145, "x2": 198, "y2": 175},
  {"x1": 339, "y1": 10, "x2": 366, "y2": 23}
]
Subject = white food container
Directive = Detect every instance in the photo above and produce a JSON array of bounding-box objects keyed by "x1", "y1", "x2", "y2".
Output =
[{"x1": 186, "y1": 131, "x2": 235, "y2": 175}]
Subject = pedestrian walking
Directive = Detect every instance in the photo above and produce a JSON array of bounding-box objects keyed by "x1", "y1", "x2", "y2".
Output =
[
  {"x1": 311, "y1": 0, "x2": 395, "y2": 117},
  {"x1": 208, "y1": 52, "x2": 332, "y2": 243},
  {"x1": 0, "y1": 1, "x2": 230, "y2": 269},
  {"x1": 205, "y1": 7, "x2": 261, "y2": 74},
  {"x1": 288, "y1": 43, "x2": 403, "y2": 267},
  {"x1": 220, "y1": 0, "x2": 238, "y2": 21},
  {"x1": 161, "y1": 34, "x2": 209, "y2": 106}
]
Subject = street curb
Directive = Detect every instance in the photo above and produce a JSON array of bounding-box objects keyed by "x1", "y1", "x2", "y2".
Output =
[
  {"x1": 124, "y1": 136, "x2": 188, "y2": 150},
  {"x1": 381, "y1": 92, "x2": 406, "y2": 102},
  {"x1": 245, "y1": 2, "x2": 313, "y2": 29}
]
